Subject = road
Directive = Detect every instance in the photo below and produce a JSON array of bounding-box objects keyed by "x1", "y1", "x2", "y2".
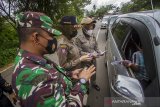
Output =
[
  {"x1": 87, "y1": 21, "x2": 110, "y2": 107},
  {"x1": 1, "y1": 21, "x2": 110, "y2": 107}
]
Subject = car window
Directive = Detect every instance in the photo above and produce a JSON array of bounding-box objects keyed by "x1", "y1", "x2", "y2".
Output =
[
  {"x1": 121, "y1": 29, "x2": 140, "y2": 60},
  {"x1": 112, "y1": 21, "x2": 131, "y2": 49}
]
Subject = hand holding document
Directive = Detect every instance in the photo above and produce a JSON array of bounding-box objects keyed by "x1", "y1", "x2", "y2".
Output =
[
  {"x1": 111, "y1": 60, "x2": 132, "y2": 66},
  {"x1": 99, "y1": 50, "x2": 107, "y2": 56}
]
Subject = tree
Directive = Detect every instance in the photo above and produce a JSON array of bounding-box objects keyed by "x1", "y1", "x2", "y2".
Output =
[
  {"x1": 120, "y1": 0, "x2": 160, "y2": 13},
  {"x1": 0, "y1": 0, "x2": 91, "y2": 68},
  {"x1": 88, "y1": 4, "x2": 115, "y2": 18},
  {"x1": 0, "y1": 0, "x2": 91, "y2": 27},
  {"x1": 93, "y1": 4, "x2": 96, "y2": 12},
  {"x1": 0, "y1": 17, "x2": 18, "y2": 67}
]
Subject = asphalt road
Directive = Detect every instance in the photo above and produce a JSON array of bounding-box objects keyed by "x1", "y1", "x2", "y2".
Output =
[
  {"x1": 87, "y1": 21, "x2": 110, "y2": 107},
  {"x1": 1, "y1": 21, "x2": 110, "y2": 107}
]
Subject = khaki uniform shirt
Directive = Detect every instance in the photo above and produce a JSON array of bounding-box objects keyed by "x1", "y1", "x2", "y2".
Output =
[
  {"x1": 74, "y1": 32, "x2": 100, "y2": 54},
  {"x1": 74, "y1": 31, "x2": 100, "y2": 67},
  {"x1": 57, "y1": 36, "x2": 82, "y2": 71}
]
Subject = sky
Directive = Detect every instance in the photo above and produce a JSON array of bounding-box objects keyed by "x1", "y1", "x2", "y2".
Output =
[{"x1": 85, "y1": 0, "x2": 131, "y2": 11}]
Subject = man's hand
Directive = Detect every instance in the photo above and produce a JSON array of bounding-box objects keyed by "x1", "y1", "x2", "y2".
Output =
[
  {"x1": 80, "y1": 54, "x2": 93, "y2": 62},
  {"x1": 71, "y1": 69, "x2": 82, "y2": 79},
  {"x1": 89, "y1": 51, "x2": 106, "y2": 59},
  {"x1": 79, "y1": 65, "x2": 96, "y2": 81},
  {"x1": 122, "y1": 60, "x2": 132, "y2": 67},
  {"x1": 98, "y1": 50, "x2": 107, "y2": 56},
  {"x1": 91, "y1": 52, "x2": 99, "y2": 58},
  {"x1": 9, "y1": 92, "x2": 17, "y2": 105}
]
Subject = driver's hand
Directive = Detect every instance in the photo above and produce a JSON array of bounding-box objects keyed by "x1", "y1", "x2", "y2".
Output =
[{"x1": 122, "y1": 60, "x2": 132, "y2": 67}]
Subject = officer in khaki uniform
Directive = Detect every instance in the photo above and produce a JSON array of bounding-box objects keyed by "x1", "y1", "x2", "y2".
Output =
[
  {"x1": 74, "y1": 17, "x2": 105, "y2": 91},
  {"x1": 75, "y1": 17, "x2": 100, "y2": 55},
  {"x1": 57, "y1": 16, "x2": 93, "y2": 71}
]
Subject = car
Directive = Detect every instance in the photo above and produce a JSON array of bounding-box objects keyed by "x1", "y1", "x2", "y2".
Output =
[
  {"x1": 101, "y1": 16, "x2": 110, "y2": 29},
  {"x1": 105, "y1": 10, "x2": 160, "y2": 107},
  {"x1": 105, "y1": 15, "x2": 118, "y2": 39}
]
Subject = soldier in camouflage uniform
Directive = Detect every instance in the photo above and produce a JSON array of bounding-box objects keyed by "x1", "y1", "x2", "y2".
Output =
[
  {"x1": 57, "y1": 16, "x2": 93, "y2": 71},
  {"x1": 12, "y1": 12, "x2": 96, "y2": 107}
]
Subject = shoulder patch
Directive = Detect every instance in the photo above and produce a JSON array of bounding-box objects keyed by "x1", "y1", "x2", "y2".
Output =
[
  {"x1": 59, "y1": 44, "x2": 68, "y2": 54},
  {"x1": 60, "y1": 44, "x2": 67, "y2": 48}
]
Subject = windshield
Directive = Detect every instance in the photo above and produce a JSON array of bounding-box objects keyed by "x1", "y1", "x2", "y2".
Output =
[
  {"x1": 109, "y1": 17, "x2": 117, "y2": 25},
  {"x1": 102, "y1": 18, "x2": 109, "y2": 22}
]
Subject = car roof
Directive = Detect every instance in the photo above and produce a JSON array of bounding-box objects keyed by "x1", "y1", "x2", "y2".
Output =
[
  {"x1": 103, "y1": 15, "x2": 110, "y2": 18},
  {"x1": 119, "y1": 10, "x2": 160, "y2": 25},
  {"x1": 109, "y1": 15, "x2": 119, "y2": 18}
]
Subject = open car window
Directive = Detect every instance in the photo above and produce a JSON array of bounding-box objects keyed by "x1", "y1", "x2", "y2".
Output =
[
  {"x1": 121, "y1": 29, "x2": 142, "y2": 61},
  {"x1": 112, "y1": 21, "x2": 132, "y2": 50}
]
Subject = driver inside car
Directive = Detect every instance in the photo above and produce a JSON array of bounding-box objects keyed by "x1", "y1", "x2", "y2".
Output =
[{"x1": 122, "y1": 41, "x2": 150, "y2": 89}]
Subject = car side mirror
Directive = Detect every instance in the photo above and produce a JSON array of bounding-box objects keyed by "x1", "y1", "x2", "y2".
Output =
[{"x1": 113, "y1": 75, "x2": 144, "y2": 104}]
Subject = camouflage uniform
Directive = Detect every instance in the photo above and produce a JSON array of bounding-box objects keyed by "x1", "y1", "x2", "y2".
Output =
[{"x1": 12, "y1": 12, "x2": 87, "y2": 107}]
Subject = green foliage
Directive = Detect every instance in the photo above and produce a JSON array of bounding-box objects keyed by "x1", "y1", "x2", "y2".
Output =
[
  {"x1": 0, "y1": 17, "x2": 18, "y2": 68},
  {"x1": 3, "y1": 0, "x2": 91, "y2": 25},
  {"x1": 0, "y1": 0, "x2": 91, "y2": 68},
  {"x1": 121, "y1": 0, "x2": 160, "y2": 13},
  {"x1": 86, "y1": 4, "x2": 115, "y2": 18}
]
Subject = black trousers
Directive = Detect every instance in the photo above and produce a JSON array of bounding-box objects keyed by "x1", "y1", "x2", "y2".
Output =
[
  {"x1": 90, "y1": 60, "x2": 96, "y2": 85},
  {"x1": 0, "y1": 94, "x2": 14, "y2": 107},
  {"x1": 84, "y1": 60, "x2": 97, "y2": 85}
]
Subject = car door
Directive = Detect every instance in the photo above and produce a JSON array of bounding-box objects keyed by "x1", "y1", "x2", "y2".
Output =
[
  {"x1": 106, "y1": 18, "x2": 145, "y2": 107},
  {"x1": 122, "y1": 17, "x2": 160, "y2": 106}
]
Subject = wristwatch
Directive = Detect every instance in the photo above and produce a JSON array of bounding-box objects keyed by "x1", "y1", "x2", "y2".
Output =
[{"x1": 79, "y1": 78, "x2": 87, "y2": 84}]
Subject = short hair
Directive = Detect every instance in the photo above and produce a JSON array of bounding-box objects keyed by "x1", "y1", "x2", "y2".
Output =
[{"x1": 17, "y1": 27, "x2": 42, "y2": 43}]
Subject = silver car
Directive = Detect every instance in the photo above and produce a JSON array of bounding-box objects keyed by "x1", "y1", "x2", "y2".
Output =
[
  {"x1": 105, "y1": 10, "x2": 160, "y2": 107},
  {"x1": 101, "y1": 16, "x2": 110, "y2": 29}
]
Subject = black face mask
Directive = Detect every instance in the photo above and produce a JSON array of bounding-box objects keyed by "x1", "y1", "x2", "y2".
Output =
[
  {"x1": 38, "y1": 34, "x2": 57, "y2": 54},
  {"x1": 45, "y1": 38, "x2": 57, "y2": 54},
  {"x1": 70, "y1": 30, "x2": 78, "y2": 38}
]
